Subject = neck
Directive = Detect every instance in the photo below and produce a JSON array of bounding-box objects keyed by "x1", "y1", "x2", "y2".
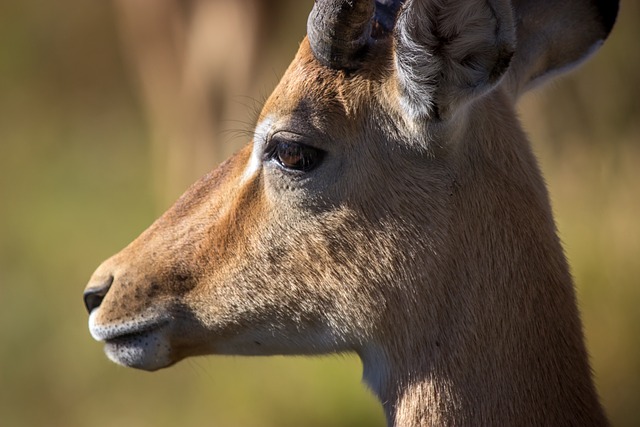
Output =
[
  {"x1": 359, "y1": 100, "x2": 607, "y2": 426},
  {"x1": 361, "y1": 293, "x2": 607, "y2": 426}
]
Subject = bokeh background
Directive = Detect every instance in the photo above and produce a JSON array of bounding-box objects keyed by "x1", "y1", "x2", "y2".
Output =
[{"x1": 0, "y1": 1, "x2": 638, "y2": 426}]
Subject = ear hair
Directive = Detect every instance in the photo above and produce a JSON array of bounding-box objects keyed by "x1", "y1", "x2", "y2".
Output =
[{"x1": 394, "y1": 0, "x2": 516, "y2": 120}]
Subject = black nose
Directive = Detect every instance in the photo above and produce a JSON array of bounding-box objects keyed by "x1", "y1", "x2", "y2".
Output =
[{"x1": 83, "y1": 275, "x2": 114, "y2": 314}]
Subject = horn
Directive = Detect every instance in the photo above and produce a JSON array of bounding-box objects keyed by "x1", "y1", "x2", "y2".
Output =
[{"x1": 307, "y1": 0, "x2": 376, "y2": 70}]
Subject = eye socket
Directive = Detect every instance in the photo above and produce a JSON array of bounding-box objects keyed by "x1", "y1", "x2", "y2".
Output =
[{"x1": 266, "y1": 137, "x2": 325, "y2": 172}]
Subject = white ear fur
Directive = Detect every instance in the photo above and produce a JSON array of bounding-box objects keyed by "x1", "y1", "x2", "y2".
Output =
[{"x1": 394, "y1": 0, "x2": 516, "y2": 121}]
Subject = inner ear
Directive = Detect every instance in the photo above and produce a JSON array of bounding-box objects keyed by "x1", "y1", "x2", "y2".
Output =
[{"x1": 393, "y1": 0, "x2": 516, "y2": 120}]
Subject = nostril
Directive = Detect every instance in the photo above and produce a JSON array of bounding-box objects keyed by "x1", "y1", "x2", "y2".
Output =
[{"x1": 83, "y1": 274, "x2": 114, "y2": 314}]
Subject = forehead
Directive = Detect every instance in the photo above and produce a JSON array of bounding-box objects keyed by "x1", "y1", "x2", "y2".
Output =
[{"x1": 260, "y1": 39, "x2": 385, "y2": 132}]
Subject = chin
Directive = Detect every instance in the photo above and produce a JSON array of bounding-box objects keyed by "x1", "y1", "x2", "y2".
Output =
[{"x1": 102, "y1": 330, "x2": 175, "y2": 371}]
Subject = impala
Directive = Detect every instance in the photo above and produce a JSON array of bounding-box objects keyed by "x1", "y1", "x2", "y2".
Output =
[{"x1": 84, "y1": 0, "x2": 619, "y2": 425}]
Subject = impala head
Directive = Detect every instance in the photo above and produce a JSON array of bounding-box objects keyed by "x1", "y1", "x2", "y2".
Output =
[{"x1": 85, "y1": 0, "x2": 617, "y2": 388}]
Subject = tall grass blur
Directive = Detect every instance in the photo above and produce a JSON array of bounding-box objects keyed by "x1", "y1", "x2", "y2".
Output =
[{"x1": 0, "y1": 1, "x2": 637, "y2": 426}]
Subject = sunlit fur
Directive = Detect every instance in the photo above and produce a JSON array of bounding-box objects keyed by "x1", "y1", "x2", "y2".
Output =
[
  {"x1": 394, "y1": 0, "x2": 515, "y2": 119},
  {"x1": 85, "y1": 0, "x2": 616, "y2": 425}
]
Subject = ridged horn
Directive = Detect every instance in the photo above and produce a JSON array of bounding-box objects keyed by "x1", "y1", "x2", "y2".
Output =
[{"x1": 307, "y1": 0, "x2": 375, "y2": 70}]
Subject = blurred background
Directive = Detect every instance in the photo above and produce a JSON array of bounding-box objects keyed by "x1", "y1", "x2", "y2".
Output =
[{"x1": 0, "y1": 1, "x2": 637, "y2": 426}]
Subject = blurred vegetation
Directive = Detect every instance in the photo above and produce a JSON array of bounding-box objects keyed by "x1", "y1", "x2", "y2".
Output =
[{"x1": 0, "y1": 1, "x2": 637, "y2": 426}]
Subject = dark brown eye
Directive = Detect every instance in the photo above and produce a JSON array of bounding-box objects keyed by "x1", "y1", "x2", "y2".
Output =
[{"x1": 270, "y1": 140, "x2": 324, "y2": 172}]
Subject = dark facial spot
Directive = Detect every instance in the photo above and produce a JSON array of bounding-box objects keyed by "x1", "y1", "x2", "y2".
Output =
[
  {"x1": 147, "y1": 282, "x2": 161, "y2": 298},
  {"x1": 254, "y1": 341, "x2": 262, "y2": 346}
]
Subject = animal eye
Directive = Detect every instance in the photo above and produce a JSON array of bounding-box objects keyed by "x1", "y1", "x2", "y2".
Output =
[{"x1": 268, "y1": 139, "x2": 324, "y2": 172}]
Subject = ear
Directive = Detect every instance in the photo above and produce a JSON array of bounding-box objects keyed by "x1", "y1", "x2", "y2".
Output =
[
  {"x1": 504, "y1": 0, "x2": 619, "y2": 98},
  {"x1": 393, "y1": 0, "x2": 516, "y2": 120}
]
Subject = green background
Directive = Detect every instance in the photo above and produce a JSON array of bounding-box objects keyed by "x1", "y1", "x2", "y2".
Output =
[{"x1": 1, "y1": 1, "x2": 638, "y2": 426}]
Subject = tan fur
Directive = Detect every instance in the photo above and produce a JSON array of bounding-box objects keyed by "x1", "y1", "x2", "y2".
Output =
[{"x1": 85, "y1": 1, "x2": 616, "y2": 425}]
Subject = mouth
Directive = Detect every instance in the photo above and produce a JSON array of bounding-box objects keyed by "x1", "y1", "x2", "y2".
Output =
[
  {"x1": 88, "y1": 310, "x2": 173, "y2": 371},
  {"x1": 88, "y1": 310, "x2": 169, "y2": 341}
]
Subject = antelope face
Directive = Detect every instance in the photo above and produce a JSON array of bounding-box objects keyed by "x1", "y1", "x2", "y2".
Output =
[
  {"x1": 84, "y1": 38, "x2": 450, "y2": 370},
  {"x1": 84, "y1": 0, "x2": 616, "y2": 374}
]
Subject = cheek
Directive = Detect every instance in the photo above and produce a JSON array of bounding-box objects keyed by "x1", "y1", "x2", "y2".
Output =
[
  {"x1": 199, "y1": 206, "x2": 398, "y2": 351},
  {"x1": 251, "y1": 213, "x2": 369, "y2": 305}
]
